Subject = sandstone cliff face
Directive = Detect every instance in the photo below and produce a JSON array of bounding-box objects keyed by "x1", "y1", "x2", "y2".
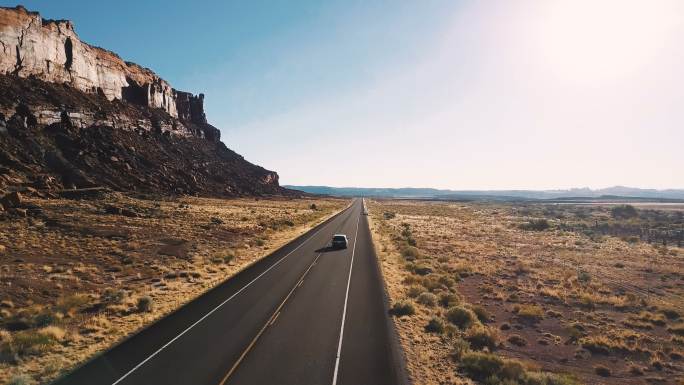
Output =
[
  {"x1": 0, "y1": 6, "x2": 286, "y2": 196},
  {"x1": 0, "y1": 6, "x2": 195, "y2": 124}
]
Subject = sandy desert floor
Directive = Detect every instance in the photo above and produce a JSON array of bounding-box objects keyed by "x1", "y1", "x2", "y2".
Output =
[{"x1": 368, "y1": 199, "x2": 683, "y2": 385}]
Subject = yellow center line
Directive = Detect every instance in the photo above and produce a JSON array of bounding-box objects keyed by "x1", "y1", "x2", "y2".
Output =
[{"x1": 218, "y1": 252, "x2": 323, "y2": 385}]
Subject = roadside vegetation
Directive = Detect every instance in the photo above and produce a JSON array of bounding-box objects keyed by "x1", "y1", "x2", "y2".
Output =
[
  {"x1": 368, "y1": 199, "x2": 683, "y2": 385},
  {"x1": 0, "y1": 192, "x2": 346, "y2": 384}
]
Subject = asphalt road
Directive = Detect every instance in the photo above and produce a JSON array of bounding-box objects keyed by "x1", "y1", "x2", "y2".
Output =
[{"x1": 52, "y1": 198, "x2": 407, "y2": 385}]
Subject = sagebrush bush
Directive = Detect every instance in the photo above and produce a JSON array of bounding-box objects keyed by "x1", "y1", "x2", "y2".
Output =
[
  {"x1": 439, "y1": 293, "x2": 461, "y2": 308},
  {"x1": 465, "y1": 325, "x2": 498, "y2": 351},
  {"x1": 450, "y1": 337, "x2": 471, "y2": 361},
  {"x1": 471, "y1": 305, "x2": 491, "y2": 323},
  {"x1": 446, "y1": 306, "x2": 477, "y2": 329},
  {"x1": 459, "y1": 351, "x2": 504, "y2": 380},
  {"x1": 137, "y1": 296, "x2": 154, "y2": 313},
  {"x1": 406, "y1": 285, "x2": 424, "y2": 298},
  {"x1": 417, "y1": 292, "x2": 437, "y2": 307},
  {"x1": 425, "y1": 317, "x2": 445, "y2": 334},
  {"x1": 102, "y1": 288, "x2": 126, "y2": 304},
  {"x1": 390, "y1": 300, "x2": 415, "y2": 317},
  {"x1": 401, "y1": 246, "x2": 421, "y2": 261}
]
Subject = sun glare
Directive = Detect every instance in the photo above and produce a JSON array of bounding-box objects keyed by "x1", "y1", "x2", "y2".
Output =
[{"x1": 538, "y1": 0, "x2": 680, "y2": 84}]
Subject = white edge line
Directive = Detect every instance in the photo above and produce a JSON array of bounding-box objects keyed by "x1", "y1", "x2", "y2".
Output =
[
  {"x1": 331, "y1": 208, "x2": 361, "y2": 385},
  {"x1": 110, "y1": 204, "x2": 351, "y2": 385}
]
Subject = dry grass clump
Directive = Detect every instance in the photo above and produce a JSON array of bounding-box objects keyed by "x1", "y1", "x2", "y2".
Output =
[
  {"x1": 416, "y1": 292, "x2": 437, "y2": 307},
  {"x1": 465, "y1": 325, "x2": 499, "y2": 351},
  {"x1": 515, "y1": 304, "x2": 545, "y2": 323},
  {"x1": 389, "y1": 300, "x2": 416, "y2": 317},
  {"x1": 446, "y1": 306, "x2": 478, "y2": 330}
]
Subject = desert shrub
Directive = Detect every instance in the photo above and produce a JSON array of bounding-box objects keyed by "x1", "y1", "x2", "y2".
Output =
[
  {"x1": 425, "y1": 317, "x2": 445, "y2": 334},
  {"x1": 594, "y1": 365, "x2": 611, "y2": 377},
  {"x1": 38, "y1": 326, "x2": 65, "y2": 341},
  {"x1": 136, "y1": 296, "x2": 154, "y2": 313},
  {"x1": 577, "y1": 270, "x2": 591, "y2": 284},
  {"x1": 611, "y1": 205, "x2": 637, "y2": 219},
  {"x1": 519, "y1": 219, "x2": 550, "y2": 231},
  {"x1": 507, "y1": 334, "x2": 527, "y2": 346},
  {"x1": 309, "y1": 203, "x2": 317, "y2": 210},
  {"x1": 439, "y1": 293, "x2": 461, "y2": 308},
  {"x1": 471, "y1": 305, "x2": 491, "y2": 323},
  {"x1": 55, "y1": 294, "x2": 90, "y2": 315},
  {"x1": 446, "y1": 306, "x2": 477, "y2": 329},
  {"x1": 390, "y1": 300, "x2": 415, "y2": 317},
  {"x1": 465, "y1": 325, "x2": 498, "y2": 350},
  {"x1": 413, "y1": 265, "x2": 432, "y2": 276},
  {"x1": 500, "y1": 360, "x2": 526, "y2": 382},
  {"x1": 400, "y1": 246, "x2": 421, "y2": 261},
  {"x1": 406, "y1": 285, "x2": 424, "y2": 298},
  {"x1": 459, "y1": 351, "x2": 504, "y2": 381},
  {"x1": 223, "y1": 253, "x2": 235, "y2": 263},
  {"x1": 516, "y1": 304, "x2": 544, "y2": 322},
  {"x1": 580, "y1": 336, "x2": 625, "y2": 354},
  {"x1": 12, "y1": 330, "x2": 56, "y2": 355},
  {"x1": 437, "y1": 275, "x2": 456, "y2": 289},
  {"x1": 33, "y1": 312, "x2": 57, "y2": 328},
  {"x1": 383, "y1": 211, "x2": 395, "y2": 220},
  {"x1": 8, "y1": 375, "x2": 32, "y2": 385},
  {"x1": 101, "y1": 289, "x2": 126, "y2": 304},
  {"x1": 416, "y1": 293, "x2": 437, "y2": 307},
  {"x1": 421, "y1": 276, "x2": 442, "y2": 292},
  {"x1": 450, "y1": 337, "x2": 471, "y2": 361},
  {"x1": 578, "y1": 293, "x2": 595, "y2": 310}
]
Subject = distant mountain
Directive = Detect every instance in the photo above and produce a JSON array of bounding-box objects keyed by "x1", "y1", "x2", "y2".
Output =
[{"x1": 284, "y1": 185, "x2": 684, "y2": 201}]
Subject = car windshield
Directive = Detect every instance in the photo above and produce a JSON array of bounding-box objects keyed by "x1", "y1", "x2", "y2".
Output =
[{"x1": 333, "y1": 235, "x2": 346, "y2": 241}]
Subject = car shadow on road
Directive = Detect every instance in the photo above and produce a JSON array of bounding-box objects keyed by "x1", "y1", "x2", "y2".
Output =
[{"x1": 315, "y1": 246, "x2": 338, "y2": 253}]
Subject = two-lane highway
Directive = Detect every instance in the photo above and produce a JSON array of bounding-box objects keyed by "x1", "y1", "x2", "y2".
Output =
[{"x1": 53, "y1": 198, "x2": 407, "y2": 385}]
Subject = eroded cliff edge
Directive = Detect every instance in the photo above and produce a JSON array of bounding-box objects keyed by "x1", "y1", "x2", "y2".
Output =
[{"x1": 0, "y1": 5, "x2": 285, "y2": 197}]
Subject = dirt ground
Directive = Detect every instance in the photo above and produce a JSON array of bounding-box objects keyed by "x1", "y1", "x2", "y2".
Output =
[
  {"x1": 368, "y1": 199, "x2": 683, "y2": 385},
  {"x1": 0, "y1": 192, "x2": 346, "y2": 384}
]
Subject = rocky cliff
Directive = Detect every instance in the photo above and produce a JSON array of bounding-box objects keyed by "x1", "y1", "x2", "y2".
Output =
[
  {"x1": 0, "y1": 6, "x2": 185, "y2": 118},
  {"x1": 0, "y1": 5, "x2": 287, "y2": 197}
]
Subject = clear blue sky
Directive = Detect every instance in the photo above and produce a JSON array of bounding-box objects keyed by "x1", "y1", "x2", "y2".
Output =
[{"x1": 10, "y1": 1, "x2": 684, "y2": 189}]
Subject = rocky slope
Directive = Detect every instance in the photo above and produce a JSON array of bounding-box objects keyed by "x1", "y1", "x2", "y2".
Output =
[{"x1": 0, "y1": 5, "x2": 286, "y2": 197}]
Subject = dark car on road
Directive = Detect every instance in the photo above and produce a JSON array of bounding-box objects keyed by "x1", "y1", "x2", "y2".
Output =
[{"x1": 331, "y1": 234, "x2": 348, "y2": 249}]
